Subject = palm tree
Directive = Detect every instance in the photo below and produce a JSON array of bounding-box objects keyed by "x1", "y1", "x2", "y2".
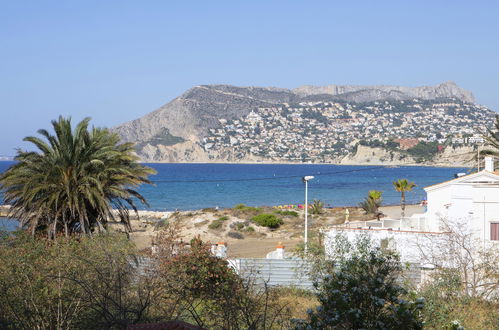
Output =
[
  {"x1": 359, "y1": 190, "x2": 383, "y2": 220},
  {"x1": 392, "y1": 179, "x2": 416, "y2": 218},
  {"x1": 311, "y1": 199, "x2": 324, "y2": 215},
  {"x1": 0, "y1": 116, "x2": 156, "y2": 238},
  {"x1": 481, "y1": 115, "x2": 499, "y2": 167}
]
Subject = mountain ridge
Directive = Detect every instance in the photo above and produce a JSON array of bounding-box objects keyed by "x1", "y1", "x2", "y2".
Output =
[{"x1": 113, "y1": 82, "x2": 488, "y2": 164}]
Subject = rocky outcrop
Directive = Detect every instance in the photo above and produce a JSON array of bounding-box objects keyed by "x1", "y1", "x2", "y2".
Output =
[
  {"x1": 340, "y1": 145, "x2": 414, "y2": 166},
  {"x1": 293, "y1": 81, "x2": 475, "y2": 103},
  {"x1": 340, "y1": 145, "x2": 475, "y2": 167}
]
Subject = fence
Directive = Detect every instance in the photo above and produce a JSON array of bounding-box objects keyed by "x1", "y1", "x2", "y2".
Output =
[{"x1": 228, "y1": 258, "x2": 314, "y2": 289}]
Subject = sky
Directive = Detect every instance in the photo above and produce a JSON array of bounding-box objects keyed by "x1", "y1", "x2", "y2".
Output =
[{"x1": 1, "y1": 0, "x2": 498, "y2": 156}]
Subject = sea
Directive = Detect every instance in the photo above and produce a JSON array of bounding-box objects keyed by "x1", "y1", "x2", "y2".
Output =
[{"x1": 0, "y1": 161, "x2": 467, "y2": 218}]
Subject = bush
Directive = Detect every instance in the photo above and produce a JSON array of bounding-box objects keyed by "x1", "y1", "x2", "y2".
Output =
[
  {"x1": 245, "y1": 226, "x2": 255, "y2": 232},
  {"x1": 274, "y1": 210, "x2": 299, "y2": 217},
  {"x1": 311, "y1": 199, "x2": 324, "y2": 215},
  {"x1": 295, "y1": 236, "x2": 424, "y2": 329},
  {"x1": 233, "y1": 203, "x2": 262, "y2": 213},
  {"x1": 208, "y1": 219, "x2": 223, "y2": 230},
  {"x1": 406, "y1": 141, "x2": 439, "y2": 162},
  {"x1": 218, "y1": 216, "x2": 229, "y2": 221},
  {"x1": 235, "y1": 222, "x2": 245, "y2": 230},
  {"x1": 0, "y1": 233, "x2": 153, "y2": 329},
  {"x1": 251, "y1": 214, "x2": 283, "y2": 228},
  {"x1": 418, "y1": 269, "x2": 499, "y2": 329}
]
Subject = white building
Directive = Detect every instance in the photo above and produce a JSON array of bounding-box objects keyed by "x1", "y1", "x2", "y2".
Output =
[
  {"x1": 424, "y1": 156, "x2": 499, "y2": 242},
  {"x1": 324, "y1": 156, "x2": 499, "y2": 265}
]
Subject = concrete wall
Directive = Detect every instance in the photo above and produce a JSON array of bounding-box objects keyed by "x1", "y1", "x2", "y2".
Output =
[{"x1": 324, "y1": 227, "x2": 446, "y2": 264}]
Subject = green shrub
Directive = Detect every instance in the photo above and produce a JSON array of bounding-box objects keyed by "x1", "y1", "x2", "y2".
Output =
[
  {"x1": 208, "y1": 220, "x2": 223, "y2": 230},
  {"x1": 245, "y1": 226, "x2": 255, "y2": 232},
  {"x1": 251, "y1": 214, "x2": 283, "y2": 228},
  {"x1": 295, "y1": 236, "x2": 424, "y2": 329},
  {"x1": 235, "y1": 222, "x2": 245, "y2": 230},
  {"x1": 234, "y1": 203, "x2": 246, "y2": 210},
  {"x1": 233, "y1": 203, "x2": 262, "y2": 213},
  {"x1": 274, "y1": 210, "x2": 299, "y2": 217},
  {"x1": 311, "y1": 200, "x2": 324, "y2": 215},
  {"x1": 406, "y1": 141, "x2": 439, "y2": 162},
  {"x1": 218, "y1": 216, "x2": 229, "y2": 221}
]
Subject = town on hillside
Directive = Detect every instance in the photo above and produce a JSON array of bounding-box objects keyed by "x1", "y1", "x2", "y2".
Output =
[{"x1": 202, "y1": 98, "x2": 495, "y2": 162}]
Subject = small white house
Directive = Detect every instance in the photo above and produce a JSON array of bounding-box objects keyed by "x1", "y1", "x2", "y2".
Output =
[
  {"x1": 324, "y1": 156, "x2": 499, "y2": 267},
  {"x1": 424, "y1": 156, "x2": 499, "y2": 242}
]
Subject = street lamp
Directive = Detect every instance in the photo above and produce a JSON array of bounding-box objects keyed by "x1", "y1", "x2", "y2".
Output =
[{"x1": 302, "y1": 175, "x2": 314, "y2": 253}]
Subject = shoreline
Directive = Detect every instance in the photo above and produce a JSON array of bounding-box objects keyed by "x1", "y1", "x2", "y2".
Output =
[
  {"x1": 135, "y1": 160, "x2": 470, "y2": 169},
  {"x1": 1, "y1": 203, "x2": 424, "y2": 220},
  {"x1": 0, "y1": 158, "x2": 472, "y2": 168}
]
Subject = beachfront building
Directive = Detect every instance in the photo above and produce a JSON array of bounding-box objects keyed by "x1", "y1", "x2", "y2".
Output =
[
  {"x1": 424, "y1": 156, "x2": 499, "y2": 242},
  {"x1": 324, "y1": 156, "x2": 499, "y2": 266}
]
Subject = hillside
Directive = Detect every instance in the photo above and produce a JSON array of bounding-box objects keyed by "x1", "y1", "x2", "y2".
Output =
[{"x1": 113, "y1": 82, "x2": 495, "y2": 164}]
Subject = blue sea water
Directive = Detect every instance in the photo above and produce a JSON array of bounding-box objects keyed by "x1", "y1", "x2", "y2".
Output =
[
  {"x1": 0, "y1": 217, "x2": 18, "y2": 231},
  {"x1": 0, "y1": 161, "x2": 467, "y2": 213}
]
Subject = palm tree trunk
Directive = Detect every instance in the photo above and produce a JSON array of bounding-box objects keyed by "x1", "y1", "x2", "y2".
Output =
[{"x1": 401, "y1": 191, "x2": 406, "y2": 218}]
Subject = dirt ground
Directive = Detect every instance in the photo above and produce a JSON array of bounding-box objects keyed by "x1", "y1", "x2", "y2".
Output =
[{"x1": 125, "y1": 204, "x2": 426, "y2": 258}]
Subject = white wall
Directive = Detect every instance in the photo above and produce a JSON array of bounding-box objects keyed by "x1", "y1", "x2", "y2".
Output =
[
  {"x1": 324, "y1": 228, "x2": 444, "y2": 264},
  {"x1": 425, "y1": 173, "x2": 499, "y2": 243},
  {"x1": 472, "y1": 185, "x2": 499, "y2": 242},
  {"x1": 426, "y1": 186, "x2": 451, "y2": 231}
]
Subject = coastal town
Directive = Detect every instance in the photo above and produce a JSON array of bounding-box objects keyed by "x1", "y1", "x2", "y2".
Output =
[
  {"x1": 1, "y1": 1, "x2": 499, "y2": 327},
  {"x1": 202, "y1": 98, "x2": 495, "y2": 162}
]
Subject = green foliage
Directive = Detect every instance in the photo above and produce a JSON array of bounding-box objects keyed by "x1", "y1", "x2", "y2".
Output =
[
  {"x1": 393, "y1": 178, "x2": 416, "y2": 193},
  {"x1": 218, "y1": 216, "x2": 229, "y2": 221},
  {"x1": 393, "y1": 179, "x2": 416, "y2": 217},
  {"x1": 233, "y1": 203, "x2": 262, "y2": 213},
  {"x1": 251, "y1": 213, "x2": 283, "y2": 228},
  {"x1": 0, "y1": 116, "x2": 155, "y2": 237},
  {"x1": 0, "y1": 233, "x2": 151, "y2": 329},
  {"x1": 418, "y1": 269, "x2": 499, "y2": 329},
  {"x1": 482, "y1": 114, "x2": 499, "y2": 163},
  {"x1": 208, "y1": 219, "x2": 223, "y2": 230},
  {"x1": 245, "y1": 226, "x2": 255, "y2": 232},
  {"x1": 301, "y1": 109, "x2": 329, "y2": 124},
  {"x1": 233, "y1": 222, "x2": 246, "y2": 230},
  {"x1": 359, "y1": 190, "x2": 383, "y2": 219},
  {"x1": 274, "y1": 210, "x2": 299, "y2": 217},
  {"x1": 311, "y1": 199, "x2": 324, "y2": 215},
  {"x1": 296, "y1": 235, "x2": 424, "y2": 329},
  {"x1": 406, "y1": 141, "x2": 440, "y2": 162}
]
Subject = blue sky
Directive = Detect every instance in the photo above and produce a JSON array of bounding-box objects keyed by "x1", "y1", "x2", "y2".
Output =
[{"x1": 1, "y1": 0, "x2": 498, "y2": 155}]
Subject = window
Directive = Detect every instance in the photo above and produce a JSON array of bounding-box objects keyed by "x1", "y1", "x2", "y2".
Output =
[{"x1": 491, "y1": 223, "x2": 499, "y2": 241}]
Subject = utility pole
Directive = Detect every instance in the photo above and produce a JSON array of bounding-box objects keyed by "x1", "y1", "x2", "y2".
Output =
[{"x1": 302, "y1": 176, "x2": 314, "y2": 254}]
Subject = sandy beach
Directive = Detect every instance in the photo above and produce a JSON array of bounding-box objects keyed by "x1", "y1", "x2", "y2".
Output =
[{"x1": 123, "y1": 204, "x2": 425, "y2": 258}]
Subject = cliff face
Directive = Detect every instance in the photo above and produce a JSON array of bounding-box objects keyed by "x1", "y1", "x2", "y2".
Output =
[
  {"x1": 113, "y1": 82, "x2": 486, "y2": 164},
  {"x1": 339, "y1": 145, "x2": 475, "y2": 167},
  {"x1": 293, "y1": 81, "x2": 475, "y2": 103},
  {"x1": 340, "y1": 145, "x2": 414, "y2": 166},
  {"x1": 114, "y1": 85, "x2": 294, "y2": 145}
]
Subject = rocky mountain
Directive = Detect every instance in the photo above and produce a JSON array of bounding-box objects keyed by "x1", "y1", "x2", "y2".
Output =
[
  {"x1": 113, "y1": 82, "x2": 490, "y2": 163},
  {"x1": 293, "y1": 81, "x2": 475, "y2": 103}
]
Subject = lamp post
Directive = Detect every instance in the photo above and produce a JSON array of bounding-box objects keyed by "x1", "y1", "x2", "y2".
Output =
[{"x1": 302, "y1": 175, "x2": 314, "y2": 254}]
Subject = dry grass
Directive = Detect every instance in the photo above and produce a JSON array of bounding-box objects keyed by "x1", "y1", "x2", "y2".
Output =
[{"x1": 273, "y1": 287, "x2": 318, "y2": 320}]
